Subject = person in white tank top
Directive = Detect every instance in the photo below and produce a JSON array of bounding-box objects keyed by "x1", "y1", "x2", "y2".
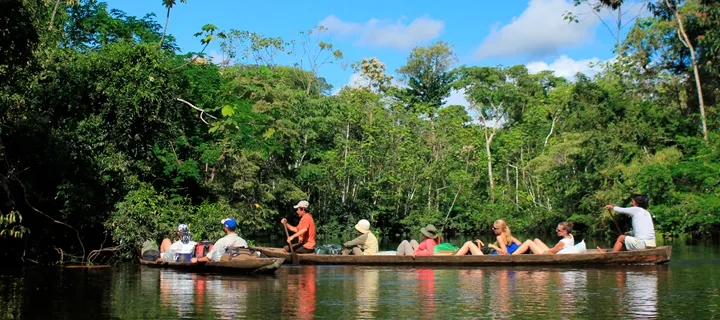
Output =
[{"x1": 512, "y1": 221, "x2": 575, "y2": 255}]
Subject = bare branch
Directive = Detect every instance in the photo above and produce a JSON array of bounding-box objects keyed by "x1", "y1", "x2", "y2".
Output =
[{"x1": 175, "y1": 98, "x2": 217, "y2": 125}]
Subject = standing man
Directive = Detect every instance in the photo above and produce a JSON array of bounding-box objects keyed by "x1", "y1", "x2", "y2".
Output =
[
  {"x1": 281, "y1": 200, "x2": 316, "y2": 253},
  {"x1": 193, "y1": 218, "x2": 248, "y2": 263}
]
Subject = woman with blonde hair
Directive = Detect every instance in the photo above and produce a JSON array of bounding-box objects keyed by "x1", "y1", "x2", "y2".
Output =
[
  {"x1": 455, "y1": 219, "x2": 522, "y2": 255},
  {"x1": 512, "y1": 221, "x2": 575, "y2": 255}
]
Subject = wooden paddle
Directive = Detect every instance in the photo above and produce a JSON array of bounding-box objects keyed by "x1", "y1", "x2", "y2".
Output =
[
  {"x1": 284, "y1": 223, "x2": 299, "y2": 265},
  {"x1": 606, "y1": 207, "x2": 623, "y2": 235}
]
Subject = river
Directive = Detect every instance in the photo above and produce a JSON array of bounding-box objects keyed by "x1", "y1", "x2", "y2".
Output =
[{"x1": 1, "y1": 239, "x2": 719, "y2": 319}]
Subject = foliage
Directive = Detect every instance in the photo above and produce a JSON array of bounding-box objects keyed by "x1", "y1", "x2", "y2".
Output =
[{"x1": 2, "y1": 0, "x2": 720, "y2": 263}]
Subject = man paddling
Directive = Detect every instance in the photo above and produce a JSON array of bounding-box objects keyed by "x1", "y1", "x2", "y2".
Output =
[
  {"x1": 192, "y1": 218, "x2": 248, "y2": 262},
  {"x1": 281, "y1": 200, "x2": 316, "y2": 254}
]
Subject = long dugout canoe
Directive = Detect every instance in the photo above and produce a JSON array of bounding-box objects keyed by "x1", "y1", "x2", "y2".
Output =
[
  {"x1": 255, "y1": 246, "x2": 672, "y2": 266},
  {"x1": 138, "y1": 257, "x2": 285, "y2": 274}
]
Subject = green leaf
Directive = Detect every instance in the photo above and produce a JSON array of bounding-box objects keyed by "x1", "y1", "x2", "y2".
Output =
[{"x1": 221, "y1": 105, "x2": 234, "y2": 117}]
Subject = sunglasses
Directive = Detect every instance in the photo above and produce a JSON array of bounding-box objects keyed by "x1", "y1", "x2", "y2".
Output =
[{"x1": 556, "y1": 228, "x2": 564, "y2": 232}]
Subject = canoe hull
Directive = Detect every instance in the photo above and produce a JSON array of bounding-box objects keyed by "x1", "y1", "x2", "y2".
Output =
[
  {"x1": 138, "y1": 257, "x2": 284, "y2": 274},
  {"x1": 256, "y1": 246, "x2": 672, "y2": 266}
]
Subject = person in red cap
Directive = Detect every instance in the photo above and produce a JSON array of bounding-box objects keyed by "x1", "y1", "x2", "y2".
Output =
[
  {"x1": 193, "y1": 218, "x2": 248, "y2": 262},
  {"x1": 281, "y1": 200, "x2": 316, "y2": 253}
]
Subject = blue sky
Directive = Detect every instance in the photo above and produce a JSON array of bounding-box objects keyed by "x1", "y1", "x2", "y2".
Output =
[{"x1": 104, "y1": 0, "x2": 645, "y2": 103}]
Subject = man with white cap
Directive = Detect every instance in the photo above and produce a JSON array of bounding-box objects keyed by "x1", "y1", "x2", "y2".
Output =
[
  {"x1": 193, "y1": 218, "x2": 248, "y2": 262},
  {"x1": 342, "y1": 219, "x2": 378, "y2": 255},
  {"x1": 281, "y1": 200, "x2": 316, "y2": 253}
]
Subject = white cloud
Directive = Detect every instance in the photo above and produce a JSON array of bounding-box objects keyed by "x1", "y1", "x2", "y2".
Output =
[
  {"x1": 331, "y1": 73, "x2": 365, "y2": 95},
  {"x1": 208, "y1": 50, "x2": 226, "y2": 65},
  {"x1": 319, "y1": 15, "x2": 444, "y2": 50},
  {"x1": 526, "y1": 55, "x2": 604, "y2": 78},
  {"x1": 474, "y1": 0, "x2": 602, "y2": 59},
  {"x1": 445, "y1": 88, "x2": 470, "y2": 107}
]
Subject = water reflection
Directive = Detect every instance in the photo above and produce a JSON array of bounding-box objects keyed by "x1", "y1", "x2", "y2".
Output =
[
  {"x1": 282, "y1": 266, "x2": 316, "y2": 319},
  {"x1": 354, "y1": 268, "x2": 379, "y2": 318},
  {"x1": 4, "y1": 261, "x2": 715, "y2": 319}
]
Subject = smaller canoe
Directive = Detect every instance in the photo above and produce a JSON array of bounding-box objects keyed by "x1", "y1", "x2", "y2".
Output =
[
  {"x1": 256, "y1": 246, "x2": 672, "y2": 266},
  {"x1": 139, "y1": 257, "x2": 284, "y2": 274}
]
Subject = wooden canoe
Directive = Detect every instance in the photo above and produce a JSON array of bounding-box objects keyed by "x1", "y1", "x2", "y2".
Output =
[
  {"x1": 255, "y1": 246, "x2": 672, "y2": 266},
  {"x1": 138, "y1": 257, "x2": 285, "y2": 274}
]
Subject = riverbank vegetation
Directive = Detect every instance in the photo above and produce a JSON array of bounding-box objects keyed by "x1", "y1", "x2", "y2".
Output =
[{"x1": 1, "y1": 0, "x2": 718, "y2": 263}]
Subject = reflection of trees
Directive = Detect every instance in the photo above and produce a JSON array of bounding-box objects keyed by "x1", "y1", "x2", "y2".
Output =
[{"x1": 0, "y1": 276, "x2": 23, "y2": 319}]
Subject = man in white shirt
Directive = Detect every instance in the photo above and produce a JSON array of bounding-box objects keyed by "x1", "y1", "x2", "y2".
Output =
[{"x1": 598, "y1": 194, "x2": 657, "y2": 253}]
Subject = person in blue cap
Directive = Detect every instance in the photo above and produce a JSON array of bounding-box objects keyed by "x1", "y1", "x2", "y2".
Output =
[{"x1": 193, "y1": 218, "x2": 248, "y2": 262}]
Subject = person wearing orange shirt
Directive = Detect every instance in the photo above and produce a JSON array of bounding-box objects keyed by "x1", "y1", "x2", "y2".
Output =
[{"x1": 281, "y1": 200, "x2": 316, "y2": 253}]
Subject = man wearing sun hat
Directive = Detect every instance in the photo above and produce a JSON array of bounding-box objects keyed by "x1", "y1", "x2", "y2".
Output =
[
  {"x1": 281, "y1": 200, "x2": 316, "y2": 253},
  {"x1": 342, "y1": 219, "x2": 378, "y2": 255},
  {"x1": 193, "y1": 218, "x2": 248, "y2": 262}
]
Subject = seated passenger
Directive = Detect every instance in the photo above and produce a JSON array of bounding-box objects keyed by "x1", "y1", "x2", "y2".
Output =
[
  {"x1": 193, "y1": 218, "x2": 248, "y2": 263},
  {"x1": 396, "y1": 224, "x2": 440, "y2": 257},
  {"x1": 455, "y1": 219, "x2": 521, "y2": 255},
  {"x1": 342, "y1": 219, "x2": 379, "y2": 255},
  {"x1": 159, "y1": 224, "x2": 196, "y2": 262},
  {"x1": 512, "y1": 221, "x2": 575, "y2": 255}
]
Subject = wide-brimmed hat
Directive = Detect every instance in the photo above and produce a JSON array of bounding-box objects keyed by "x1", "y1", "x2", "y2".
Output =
[
  {"x1": 293, "y1": 200, "x2": 310, "y2": 209},
  {"x1": 355, "y1": 219, "x2": 371, "y2": 234},
  {"x1": 420, "y1": 224, "x2": 438, "y2": 239}
]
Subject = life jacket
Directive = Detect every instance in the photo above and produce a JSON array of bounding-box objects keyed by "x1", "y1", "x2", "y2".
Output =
[{"x1": 194, "y1": 241, "x2": 214, "y2": 258}]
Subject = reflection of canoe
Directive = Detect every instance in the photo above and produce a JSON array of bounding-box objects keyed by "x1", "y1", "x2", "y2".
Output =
[
  {"x1": 256, "y1": 246, "x2": 672, "y2": 266},
  {"x1": 138, "y1": 257, "x2": 284, "y2": 274}
]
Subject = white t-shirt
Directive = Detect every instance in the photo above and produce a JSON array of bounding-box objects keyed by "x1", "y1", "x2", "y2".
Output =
[
  {"x1": 559, "y1": 235, "x2": 575, "y2": 248},
  {"x1": 614, "y1": 206, "x2": 656, "y2": 242},
  {"x1": 169, "y1": 240, "x2": 196, "y2": 254},
  {"x1": 557, "y1": 235, "x2": 576, "y2": 254},
  {"x1": 208, "y1": 233, "x2": 248, "y2": 261}
]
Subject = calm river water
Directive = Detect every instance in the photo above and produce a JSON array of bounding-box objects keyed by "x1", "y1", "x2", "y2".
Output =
[{"x1": 1, "y1": 239, "x2": 719, "y2": 319}]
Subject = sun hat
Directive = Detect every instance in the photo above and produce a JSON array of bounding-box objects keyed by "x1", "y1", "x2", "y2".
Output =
[
  {"x1": 293, "y1": 200, "x2": 310, "y2": 209},
  {"x1": 355, "y1": 219, "x2": 371, "y2": 234},
  {"x1": 420, "y1": 224, "x2": 438, "y2": 239}
]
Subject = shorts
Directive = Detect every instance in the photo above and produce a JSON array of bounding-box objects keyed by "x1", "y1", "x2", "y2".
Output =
[
  {"x1": 624, "y1": 236, "x2": 647, "y2": 251},
  {"x1": 284, "y1": 243, "x2": 314, "y2": 254}
]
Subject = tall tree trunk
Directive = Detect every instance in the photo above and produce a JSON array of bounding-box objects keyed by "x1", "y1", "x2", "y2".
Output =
[
  {"x1": 159, "y1": 7, "x2": 171, "y2": 49},
  {"x1": 485, "y1": 131, "x2": 495, "y2": 202},
  {"x1": 666, "y1": 0, "x2": 708, "y2": 142},
  {"x1": 48, "y1": 0, "x2": 61, "y2": 30}
]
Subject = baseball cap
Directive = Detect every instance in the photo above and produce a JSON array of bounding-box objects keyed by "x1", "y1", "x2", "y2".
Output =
[
  {"x1": 293, "y1": 200, "x2": 310, "y2": 209},
  {"x1": 221, "y1": 218, "x2": 237, "y2": 228}
]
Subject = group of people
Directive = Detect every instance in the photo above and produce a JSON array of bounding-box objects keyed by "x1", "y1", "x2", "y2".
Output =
[
  {"x1": 146, "y1": 193, "x2": 657, "y2": 261},
  {"x1": 390, "y1": 193, "x2": 656, "y2": 256},
  {"x1": 146, "y1": 217, "x2": 248, "y2": 263}
]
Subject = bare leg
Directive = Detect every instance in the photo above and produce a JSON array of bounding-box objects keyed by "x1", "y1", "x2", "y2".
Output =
[
  {"x1": 352, "y1": 247, "x2": 363, "y2": 256},
  {"x1": 513, "y1": 240, "x2": 546, "y2": 255},
  {"x1": 533, "y1": 238, "x2": 551, "y2": 252},
  {"x1": 598, "y1": 235, "x2": 626, "y2": 253},
  {"x1": 159, "y1": 238, "x2": 172, "y2": 253},
  {"x1": 455, "y1": 241, "x2": 483, "y2": 256},
  {"x1": 512, "y1": 240, "x2": 533, "y2": 255}
]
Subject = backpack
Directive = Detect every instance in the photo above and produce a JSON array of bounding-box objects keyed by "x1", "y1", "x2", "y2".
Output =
[
  {"x1": 314, "y1": 244, "x2": 343, "y2": 255},
  {"x1": 194, "y1": 241, "x2": 214, "y2": 258}
]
